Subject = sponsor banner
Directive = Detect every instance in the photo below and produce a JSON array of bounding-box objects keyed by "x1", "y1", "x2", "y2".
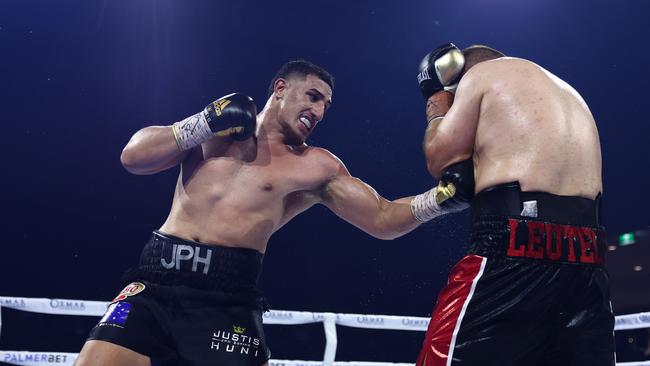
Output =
[
  {"x1": 336, "y1": 314, "x2": 429, "y2": 331},
  {"x1": 269, "y1": 361, "x2": 323, "y2": 366},
  {"x1": 263, "y1": 310, "x2": 430, "y2": 331},
  {"x1": 262, "y1": 310, "x2": 322, "y2": 325},
  {"x1": 614, "y1": 312, "x2": 650, "y2": 331},
  {"x1": 0, "y1": 297, "x2": 107, "y2": 316},
  {"x1": 1, "y1": 296, "x2": 648, "y2": 332},
  {"x1": 269, "y1": 361, "x2": 415, "y2": 366},
  {"x1": 0, "y1": 351, "x2": 76, "y2": 366},
  {"x1": 3, "y1": 354, "x2": 643, "y2": 366},
  {"x1": 0, "y1": 354, "x2": 416, "y2": 366},
  {"x1": 336, "y1": 363, "x2": 415, "y2": 366}
]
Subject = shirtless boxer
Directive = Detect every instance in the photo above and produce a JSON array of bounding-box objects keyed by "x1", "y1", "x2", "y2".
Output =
[
  {"x1": 411, "y1": 44, "x2": 614, "y2": 365},
  {"x1": 74, "y1": 60, "x2": 465, "y2": 366}
]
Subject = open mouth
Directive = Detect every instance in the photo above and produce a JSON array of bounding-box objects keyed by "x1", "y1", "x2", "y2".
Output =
[{"x1": 299, "y1": 116, "x2": 313, "y2": 130}]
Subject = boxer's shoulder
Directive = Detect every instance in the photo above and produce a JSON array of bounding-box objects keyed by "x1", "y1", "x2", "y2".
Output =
[{"x1": 298, "y1": 145, "x2": 345, "y2": 171}]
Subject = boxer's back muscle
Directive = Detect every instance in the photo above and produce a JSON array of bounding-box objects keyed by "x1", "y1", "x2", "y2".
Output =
[{"x1": 474, "y1": 58, "x2": 602, "y2": 198}]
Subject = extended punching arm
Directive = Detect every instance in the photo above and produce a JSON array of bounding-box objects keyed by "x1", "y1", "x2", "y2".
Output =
[{"x1": 410, "y1": 159, "x2": 475, "y2": 222}]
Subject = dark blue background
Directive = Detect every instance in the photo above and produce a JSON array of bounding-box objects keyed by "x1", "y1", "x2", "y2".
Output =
[{"x1": 2, "y1": 0, "x2": 649, "y2": 363}]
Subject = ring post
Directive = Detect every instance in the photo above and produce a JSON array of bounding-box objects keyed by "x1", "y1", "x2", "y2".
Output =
[{"x1": 322, "y1": 312, "x2": 337, "y2": 365}]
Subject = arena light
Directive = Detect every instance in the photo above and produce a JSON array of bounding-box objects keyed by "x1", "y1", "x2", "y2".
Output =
[{"x1": 619, "y1": 232, "x2": 636, "y2": 246}]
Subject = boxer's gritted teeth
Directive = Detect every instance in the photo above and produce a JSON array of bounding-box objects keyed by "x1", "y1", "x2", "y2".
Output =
[{"x1": 300, "y1": 116, "x2": 312, "y2": 129}]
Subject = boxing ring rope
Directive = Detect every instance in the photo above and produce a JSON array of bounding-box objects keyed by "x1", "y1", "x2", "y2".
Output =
[{"x1": 1, "y1": 296, "x2": 649, "y2": 366}]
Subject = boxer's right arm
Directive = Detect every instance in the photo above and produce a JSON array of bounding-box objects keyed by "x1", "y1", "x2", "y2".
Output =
[
  {"x1": 423, "y1": 67, "x2": 482, "y2": 179},
  {"x1": 120, "y1": 126, "x2": 192, "y2": 175},
  {"x1": 120, "y1": 93, "x2": 257, "y2": 175}
]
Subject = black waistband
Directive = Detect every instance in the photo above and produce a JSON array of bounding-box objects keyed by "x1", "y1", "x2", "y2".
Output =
[
  {"x1": 470, "y1": 182, "x2": 606, "y2": 265},
  {"x1": 123, "y1": 231, "x2": 264, "y2": 296},
  {"x1": 472, "y1": 182, "x2": 601, "y2": 226},
  {"x1": 470, "y1": 216, "x2": 606, "y2": 265}
]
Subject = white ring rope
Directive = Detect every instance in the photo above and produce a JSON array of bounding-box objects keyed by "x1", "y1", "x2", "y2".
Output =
[{"x1": 1, "y1": 296, "x2": 649, "y2": 366}]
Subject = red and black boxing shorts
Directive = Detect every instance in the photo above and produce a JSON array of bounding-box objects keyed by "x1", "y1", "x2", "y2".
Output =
[
  {"x1": 86, "y1": 231, "x2": 271, "y2": 366},
  {"x1": 416, "y1": 182, "x2": 615, "y2": 366}
]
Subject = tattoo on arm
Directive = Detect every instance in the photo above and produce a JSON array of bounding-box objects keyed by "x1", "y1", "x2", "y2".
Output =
[
  {"x1": 423, "y1": 96, "x2": 448, "y2": 151},
  {"x1": 426, "y1": 98, "x2": 442, "y2": 120},
  {"x1": 425, "y1": 92, "x2": 454, "y2": 121}
]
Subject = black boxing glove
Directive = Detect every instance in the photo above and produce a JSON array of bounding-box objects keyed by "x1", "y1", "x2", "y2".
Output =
[
  {"x1": 417, "y1": 43, "x2": 465, "y2": 100},
  {"x1": 172, "y1": 93, "x2": 257, "y2": 151},
  {"x1": 410, "y1": 159, "x2": 475, "y2": 222}
]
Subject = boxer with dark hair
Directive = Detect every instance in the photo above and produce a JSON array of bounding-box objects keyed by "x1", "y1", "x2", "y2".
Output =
[
  {"x1": 414, "y1": 44, "x2": 614, "y2": 366},
  {"x1": 74, "y1": 59, "x2": 464, "y2": 366}
]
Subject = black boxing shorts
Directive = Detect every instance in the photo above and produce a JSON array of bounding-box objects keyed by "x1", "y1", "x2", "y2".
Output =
[
  {"x1": 416, "y1": 182, "x2": 615, "y2": 366},
  {"x1": 86, "y1": 231, "x2": 271, "y2": 366}
]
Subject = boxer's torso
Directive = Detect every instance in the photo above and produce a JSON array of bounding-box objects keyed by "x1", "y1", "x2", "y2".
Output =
[{"x1": 159, "y1": 138, "x2": 338, "y2": 252}]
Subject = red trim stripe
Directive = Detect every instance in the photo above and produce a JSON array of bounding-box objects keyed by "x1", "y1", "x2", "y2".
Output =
[{"x1": 416, "y1": 255, "x2": 487, "y2": 366}]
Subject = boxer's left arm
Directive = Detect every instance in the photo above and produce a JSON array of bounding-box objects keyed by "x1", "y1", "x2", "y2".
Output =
[
  {"x1": 319, "y1": 161, "x2": 420, "y2": 240},
  {"x1": 306, "y1": 150, "x2": 420, "y2": 240},
  {"x1": 305, "y1": 148, "x2": 469, "y2": 239},
  {"x1": 423, "y1": 68, "x2": 483, "y2": 178}
]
